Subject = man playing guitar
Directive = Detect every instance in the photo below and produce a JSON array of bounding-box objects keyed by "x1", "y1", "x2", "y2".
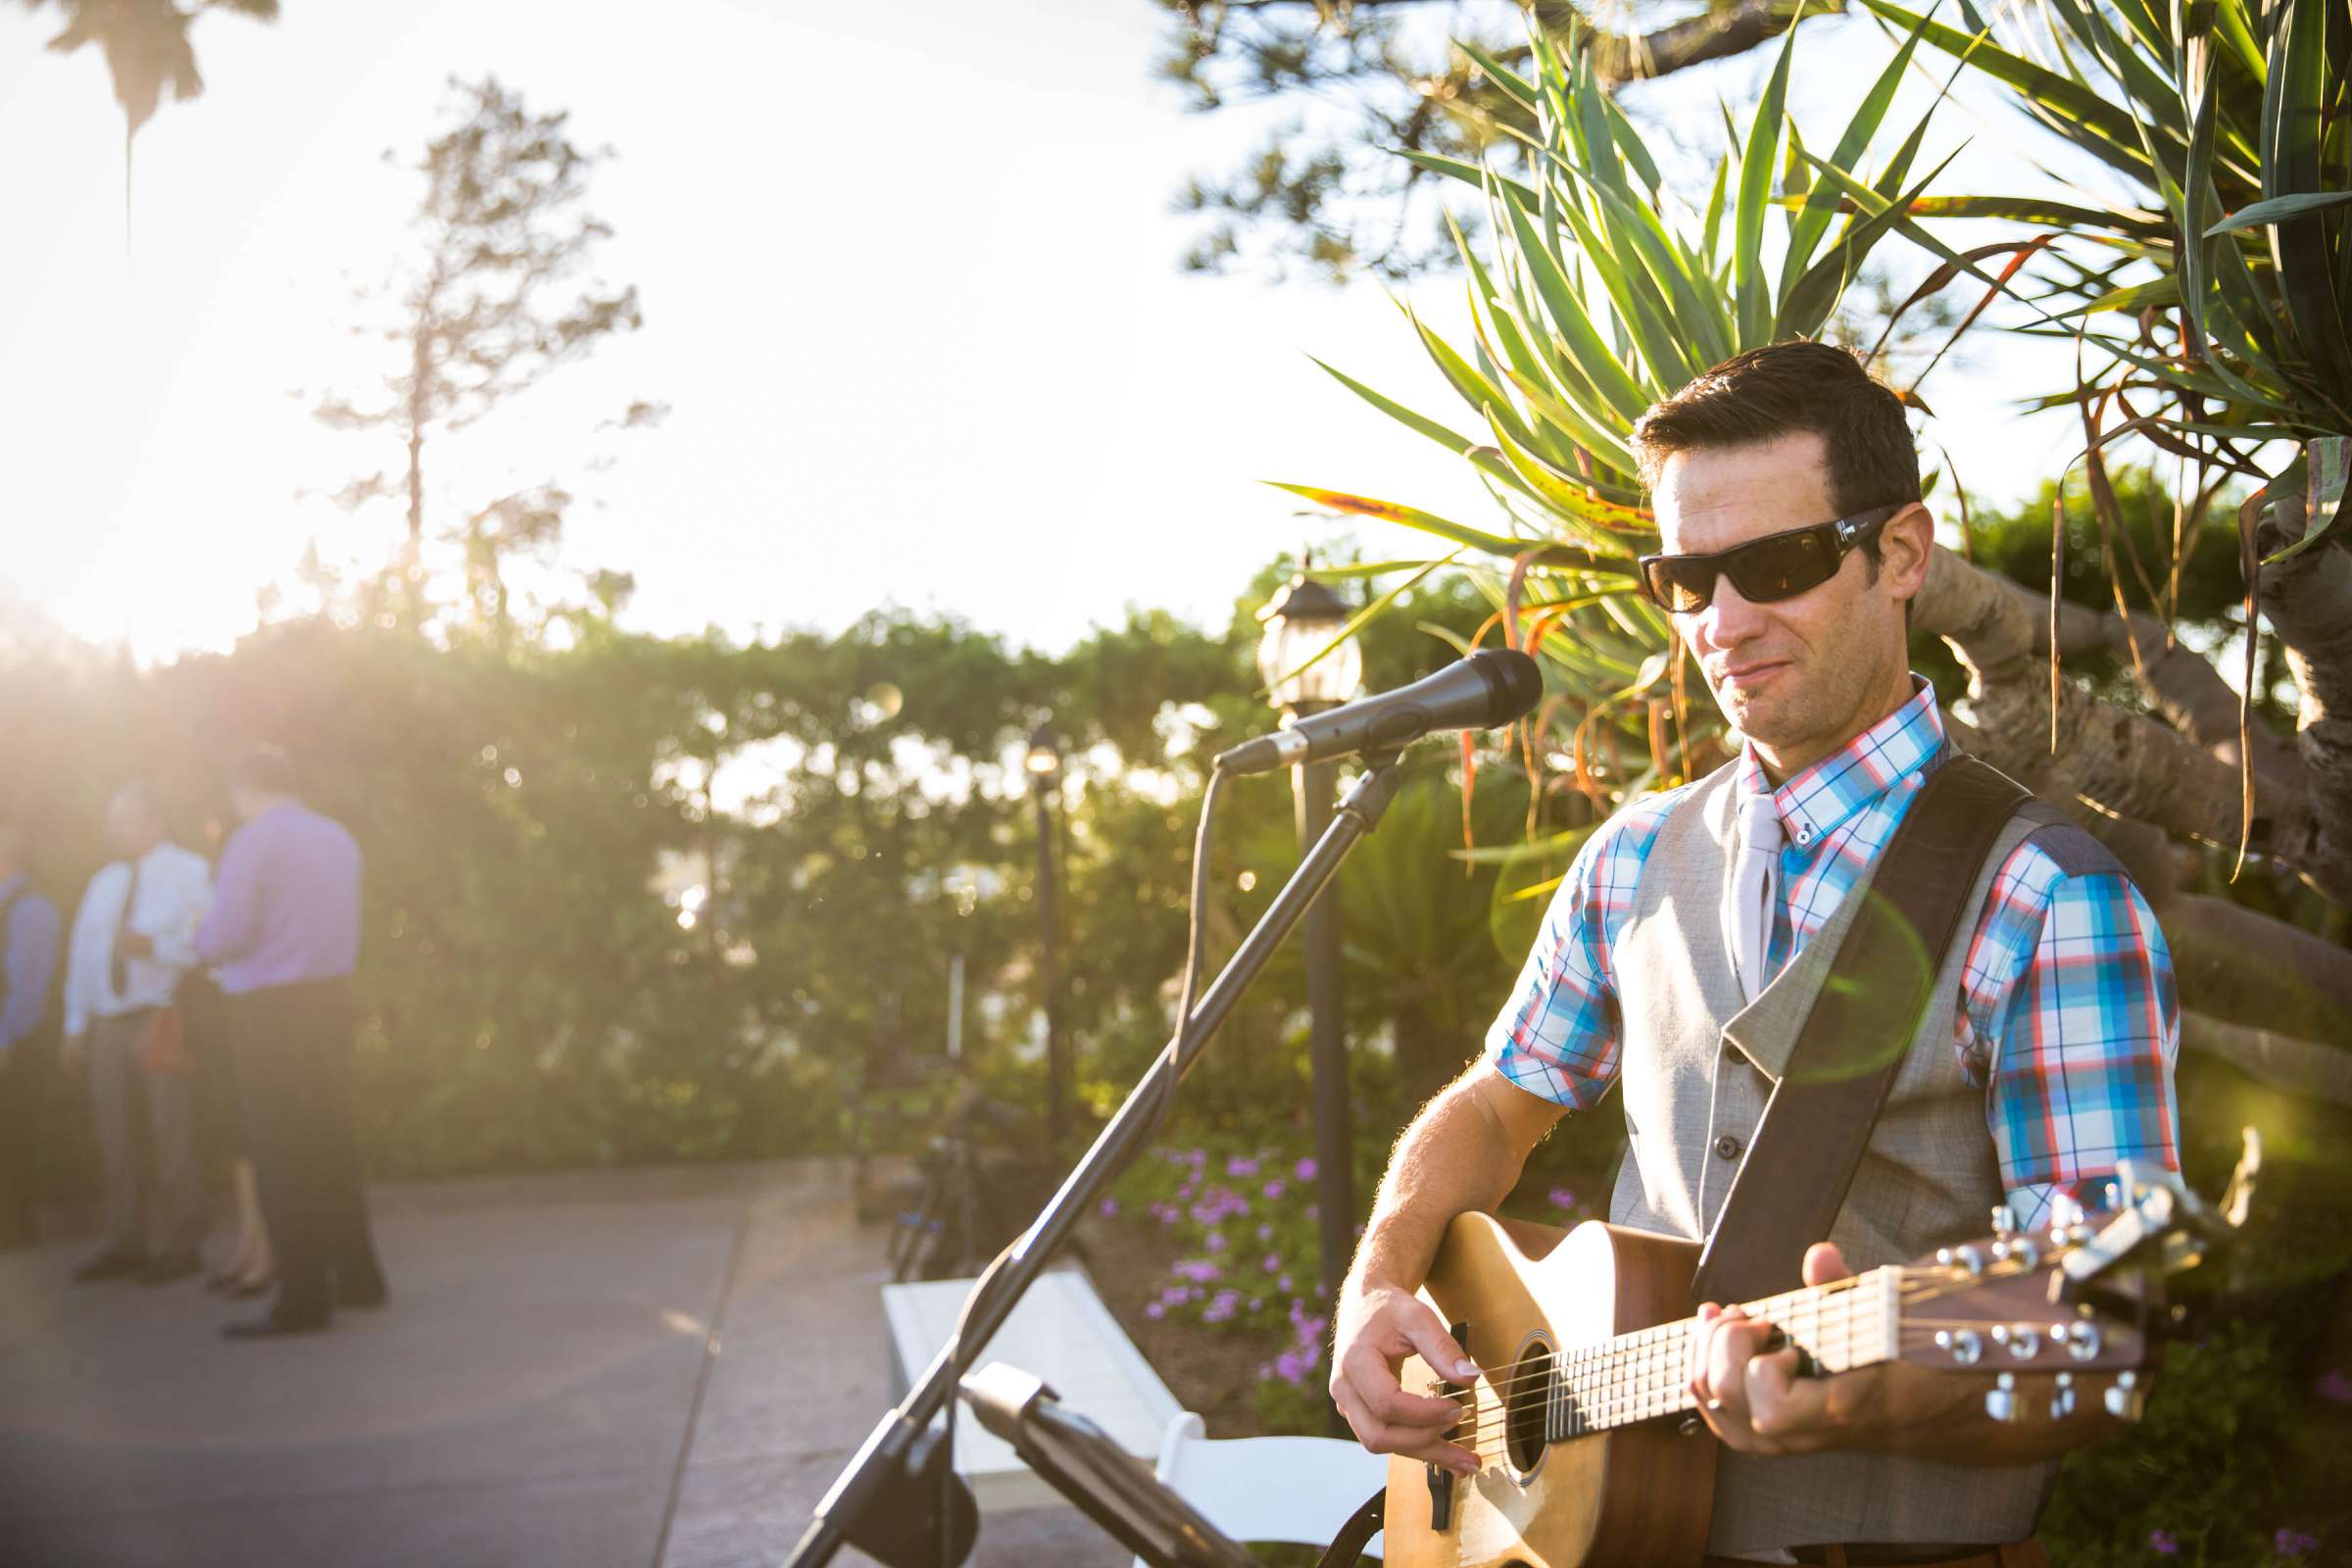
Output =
[{"x1": 1329, "y1": 342, "x2": 2181, "y2": 1566}]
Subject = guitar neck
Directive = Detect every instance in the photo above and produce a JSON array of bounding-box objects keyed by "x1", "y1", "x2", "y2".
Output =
[{"x1": 1542, "y1": 1266, "x2": 1904, "y2": 1440}]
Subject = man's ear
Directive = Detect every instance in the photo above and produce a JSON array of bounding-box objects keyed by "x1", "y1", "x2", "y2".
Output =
[{"x1": 1882, "y1": 502, "x2": 1935, "y2": 606}]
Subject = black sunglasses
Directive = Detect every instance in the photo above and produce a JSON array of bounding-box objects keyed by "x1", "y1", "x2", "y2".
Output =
[{"x1": 1638, "y1": 505, "x2": 1903, "y2": 613}]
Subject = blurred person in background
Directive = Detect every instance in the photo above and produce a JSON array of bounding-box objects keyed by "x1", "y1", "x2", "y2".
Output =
[
  {"x1": 0, "y1": 806, "x2": 62, "y2": 1251},
  {"x1": 62, "y1": 782, "x2": 214, "y2": 1285},
  {"x1": 198, "y1": 747, "x2": 385, "y2": 1339},
  {"x1": 186, "y1": 810, "x2": 273, "y2": 1298}
]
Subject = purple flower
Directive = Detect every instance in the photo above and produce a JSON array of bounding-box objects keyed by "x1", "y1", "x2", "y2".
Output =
[
  {"x1": 1154, "y1": 1204, "x2": 1178, "y2": 1228},
  {"x1": 1262, "y1": 1179, "x2": 1286, "y2": 1200},
  {"x1": 1278, "y1": 1274, "x2": 1293, "y2": 1292},
  {"x1": 2147, "y1": 1529, "x2": 2178, "y2": 1555},
  {"x1": 1273, "y1": 1349, "x2": 1307, "y2": 1385},
  {"x1": 1262, "y1": 1251, "x2": 1283, "y2": 1273},
  {"x1": 1159, "y1": 1284, "x2": 1191, "y2": 1306},
  {"x1": 1205, "y1": 1231, "x2": 1227, "y2": 1252},
  {"x1": 1098, "y1": 1197, "x2": 1119, "y2": 1218},
  {"x1": 1295, "y1": 1156, "x2": 1318, "y2": 1181},
  {"x1": 1145, "y1": 1300, "x2": 1165, "y2": 1319},
  {"x1": 2275, "y1": 1528, "x2": 2318, "y2": 1558},
  {"x1": 2317, "y1": 1369, "x2": 2352, "y2": 1404},
  {"x1": 1547, "y1": 1187, "x2": 1578, "y2": 1210},
  {"x1": 1256, "y1": 1222, "x2": 1274, "y2": 1242},
  {"x1": 1173, "y1": 1257, "x2": 1224, "y2": 1284},
  {"x1": 1226, "y1": 1155, "x2": 1260, "y2": 1178},
  {"x1": 1177, "y1": 1181, "x2": 1197, "y2": 1202},
  {"x1": 1203, "y1": 1289, "x2": 1242, "y2": 1323}
]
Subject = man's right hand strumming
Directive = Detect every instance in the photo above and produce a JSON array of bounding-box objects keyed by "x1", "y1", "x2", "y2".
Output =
[
  {"x1": 1325, "y1": 1062, "x2": 1567, "y2": 1474},
  {"x1": 1331, "y1": 1278, "x2": 1483, "y2": 1474}
]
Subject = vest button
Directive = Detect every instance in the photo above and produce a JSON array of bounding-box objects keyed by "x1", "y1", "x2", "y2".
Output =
[{"x1": 1713, "y1": 1134, "x2": 1743, "y2": 1160}]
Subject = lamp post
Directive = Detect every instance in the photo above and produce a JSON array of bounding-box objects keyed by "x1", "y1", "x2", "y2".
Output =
[
  {"x1": 1255, "y1": 571, "x2": 1363, "y2": 1298},
  {"x1": 1026, "y1": 724, "x2": 1070, "y2": 1146}
]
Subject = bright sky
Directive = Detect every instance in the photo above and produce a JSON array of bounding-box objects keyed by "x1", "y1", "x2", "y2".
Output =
[{"x1": 1, "y1": 0, "x2": 2104, "y2": 664}]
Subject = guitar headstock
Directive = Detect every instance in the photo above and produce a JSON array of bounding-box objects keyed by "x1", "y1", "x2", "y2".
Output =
[{"x1": 1889, "y1": 1134, "x2": 2260, "y2": 1423}]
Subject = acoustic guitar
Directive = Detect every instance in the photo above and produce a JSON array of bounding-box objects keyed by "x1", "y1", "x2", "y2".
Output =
[{"x1": 1380, "y1": 1152, "x2": 2250, "y2": 1567}]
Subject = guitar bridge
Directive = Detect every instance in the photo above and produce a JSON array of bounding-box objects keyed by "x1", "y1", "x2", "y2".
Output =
[{"x1": 1425, "y1": 1319, "x2": 1470, "y2": 1531}]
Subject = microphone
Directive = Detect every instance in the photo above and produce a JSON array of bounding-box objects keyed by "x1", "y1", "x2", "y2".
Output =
[{"x1": 1212, "y1": 649, "x2": 1544, "y2": 776}]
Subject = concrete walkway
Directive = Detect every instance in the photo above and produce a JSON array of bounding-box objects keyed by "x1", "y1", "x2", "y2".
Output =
[{"x1": 0, "y1": 1159, "x2": 1126, "y2": 1567}]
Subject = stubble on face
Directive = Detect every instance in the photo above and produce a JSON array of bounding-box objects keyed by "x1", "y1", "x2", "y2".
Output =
[{"x1": 1654, "y1": 433, "x2": 1913, "y2": 781}]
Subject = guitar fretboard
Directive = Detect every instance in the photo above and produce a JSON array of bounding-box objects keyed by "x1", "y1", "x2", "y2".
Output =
[{"x1": 1539, "y1": 1266, "x2": 1902, "y2": 1440}]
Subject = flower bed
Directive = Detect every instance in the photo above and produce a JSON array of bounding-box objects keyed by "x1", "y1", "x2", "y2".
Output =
[{"x1": 1086, "y1": 1130, "x2": 1590, "y2": 1436}]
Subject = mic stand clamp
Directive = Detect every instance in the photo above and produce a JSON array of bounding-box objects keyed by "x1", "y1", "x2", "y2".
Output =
[{"x1": 788, "y1": 754, "x2": 1412, "y2": 1568}]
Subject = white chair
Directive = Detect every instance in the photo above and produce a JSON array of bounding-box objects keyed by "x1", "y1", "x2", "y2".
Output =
[{"x1": 1135, "y1": 1410, "x2": 1387, "y2": 1566}]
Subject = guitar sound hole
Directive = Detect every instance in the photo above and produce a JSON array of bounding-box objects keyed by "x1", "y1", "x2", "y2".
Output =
[{"x1": 1504, "y1": 1338, "x2": 1553, "y2": 1475}]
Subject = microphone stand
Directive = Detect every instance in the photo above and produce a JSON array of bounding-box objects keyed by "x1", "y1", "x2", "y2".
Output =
[{"x1": 788, "y1": 752, "x2": 1410, "y2": 1568}]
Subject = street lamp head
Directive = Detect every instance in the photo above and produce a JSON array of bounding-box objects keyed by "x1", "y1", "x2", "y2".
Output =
[
  {"x1": 1025, "y1": 724, "x2": 1061, "y2": 791},
  {"x1": 1256, "y1": 571, "x2": 1362, "y2": 712}
]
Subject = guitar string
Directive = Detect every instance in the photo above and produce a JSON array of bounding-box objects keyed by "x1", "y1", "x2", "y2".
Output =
[
  {"x1": 1439, "y1": 1293, "x2": 2065, "y2": 1455},
  {"x1": 1439, "y1": 1313, "x2": 2094, "y2": 1454},
  {"x1": 1426, "y1": 1311, "x2": 2037, "y2": 1462},
  {"x1": 1413, "y1": 1270, "x2": 1977, "y2": 1411},
  {"x1": 1412, "y1": 1266, "x2": 2052, "y2": 1437},
  {"x1": 1441, "y1": 1314, "x2": 2081, "y2": 1446}
]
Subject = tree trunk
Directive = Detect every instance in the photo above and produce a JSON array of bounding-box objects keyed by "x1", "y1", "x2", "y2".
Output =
[
  {"x1": 405, "y1": 320, "x2": 430, "y2": 628},
  {"x1": 1390, "y1": 1000, "x2": 1467, "y2": 1108},
  {"x1": 2256, "y1": 506, "x2": 2352, "y2": 912}
]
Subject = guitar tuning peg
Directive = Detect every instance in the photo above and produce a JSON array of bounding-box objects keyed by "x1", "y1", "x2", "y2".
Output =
[
  {"x1": 1985, "y1": 1371, "x2": 2023, "y2": 1423},
  {"x1": 2102, "y1": 1370, "x2": 2146, "y2": 1421},
  {"x1": 2049, "y1": 1372, "x2": 2077, "y2": 1420},
  {"x1": 1990, "y1": 1202, "x2": 2016, "y2": 1238}
]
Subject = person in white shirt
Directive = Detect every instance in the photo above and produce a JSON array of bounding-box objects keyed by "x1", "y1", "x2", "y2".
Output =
[{"x1": 61, "y1": 782, "x2": 213, "y2": 1284}]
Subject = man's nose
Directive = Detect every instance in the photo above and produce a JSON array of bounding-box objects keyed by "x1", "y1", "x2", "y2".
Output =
[{"x1": 1690, "y1": 577, "x2": 1766, "y2": 649}]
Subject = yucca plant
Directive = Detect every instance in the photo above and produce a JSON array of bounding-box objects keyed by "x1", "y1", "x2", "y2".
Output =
[
  {"x1": 1272, "y1": 16, "x2": 1966, "y2": 864},
  {"x1": 1284, "y1": 7, "x2": 2352, "y2": 1100},
  {"x1": 1854, "y1": 0, "x2": 2348, "y2": 540},
  {"x1": 1825, "y1": 0, "x2": 2352, "y2": 900}
]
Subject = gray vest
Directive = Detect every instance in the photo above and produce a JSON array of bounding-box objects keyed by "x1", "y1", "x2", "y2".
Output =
[{"x1": 1609, "y1": 758, "x2": 2057, "y2": 1556}]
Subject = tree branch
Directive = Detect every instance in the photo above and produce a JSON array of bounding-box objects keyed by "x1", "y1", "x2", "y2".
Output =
[
  {"x1": 1912, "y1": 543, "x2": 2339, "y2": 896},
  {"x1": 2162, "y1": 892, "x2": 2352, "y2": 1045},
  {"x1": 1939, "y1": 710, "x2": 2191, "y2": 900},
  {"x1": 2017, "y1": 579, "x2": 2305, "y2": 800},
  {"x1": 1172, "y1": 0, "x2": 1838, "y2": 88},
  {"x1": 1584, "y1": 0, "x2": 1842, "y2": 84},
  {"x1": 2181, "y1": 1011, "x2": 2352, "y2": 1108}
]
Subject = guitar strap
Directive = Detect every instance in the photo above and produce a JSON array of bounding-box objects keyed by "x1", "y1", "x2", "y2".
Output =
[{"x1": 1689, "y1": 754, "x2": 2044, "y2": 1305}]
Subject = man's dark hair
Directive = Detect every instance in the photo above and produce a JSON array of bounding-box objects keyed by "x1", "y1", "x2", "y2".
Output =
[
  {"x1": 1631, "y1": 340, "x2": 1922, "y2": 572},
  {"x1": 227, "y1": 745, "x2": 298, "y2": 798}
]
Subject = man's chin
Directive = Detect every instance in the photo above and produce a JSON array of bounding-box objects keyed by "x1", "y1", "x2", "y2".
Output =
[{"x1": 1720, "y1": 697, "x2": 1798, "y2": 752}]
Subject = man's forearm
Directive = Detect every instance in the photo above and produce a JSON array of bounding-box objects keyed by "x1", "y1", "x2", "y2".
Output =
[{"x1": 1346, "y1": 1067, "x2": 1549, "y2": 1298}]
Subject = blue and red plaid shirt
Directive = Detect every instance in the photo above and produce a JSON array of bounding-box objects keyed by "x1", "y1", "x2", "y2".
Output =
[{"x1": 1488, "y1": 678, "x2": 2180, "y2": 1230}]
